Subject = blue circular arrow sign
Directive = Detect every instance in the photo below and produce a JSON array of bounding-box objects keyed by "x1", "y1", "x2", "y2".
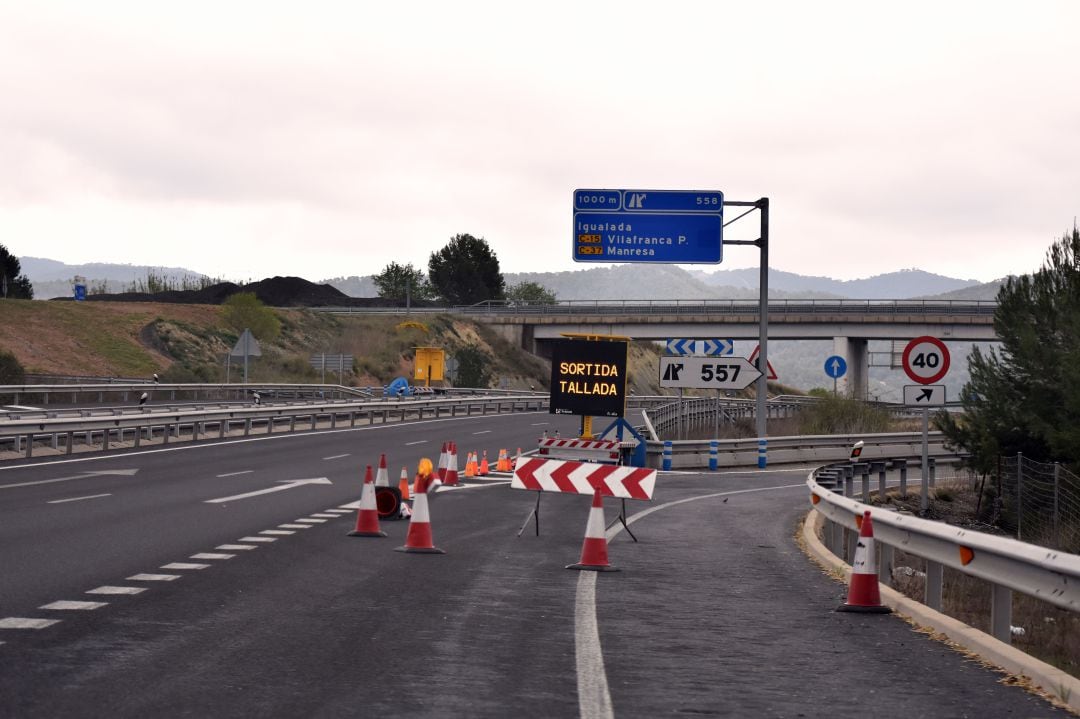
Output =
[{"x1": 824, "y1": 355, "x2": 847, "y2": 379}]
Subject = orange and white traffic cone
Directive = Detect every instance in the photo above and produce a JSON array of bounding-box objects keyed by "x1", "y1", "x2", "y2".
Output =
[
  {"x1": 479, "y1": 450, "x2": 490, "y2": 476},
  {"x1": 464, "y1": 452, "x2": 478, "y2": 478},
  {"x1": 495, "y1": 448, "x2": 509, "y2": 471},
  {"x1": 395, "y1": 459, "x2": 445, "y2": 554},
  {"x1": 444, "y1": 442, "x2": 459, "y2": 486},
  {"x1": 348, "y1": 465, "x2": 386, "y2": 538},
  {"x1": 436, "y1": 442, "x2": 447, "y2": 482},
  {"x1": 567, "y1": 487, "x2": 619, "y2": 572},
  {"x1": 375, "y1": 453, "x2": 390, "y2": 488},
  {"x1": 837, "y1": 510, "x2": 890, "y2": 613},
  {"x1": 399, "y1": 466, "x2": 411, "y2": 501}
]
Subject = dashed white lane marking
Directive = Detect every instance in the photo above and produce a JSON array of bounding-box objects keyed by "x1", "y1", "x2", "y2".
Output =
[
  {"x1": 324, "y1": 508, "x2": 352, "y2": 514},
  {"x1": 41, "y1": 601, "x2": 107, "y2": 610},
  {"x1": 322, "y1": 454, "x2": 350, "y2": 460},
  {"x1": 217, "y1": 470, "x2": 253, "y2": 478},
  {"x1": 47, "y1": 493, "x2": 112, "y2": 504},
  {"x1": 405, "y1": 440, "x2": 427, "y2": 446},
  {"x1": 260, "y1": 529, "x2": 294, "y2": 536},
  {"x1": 160, "y1": 563, "x2": 210, "y2": 570},
  {"x1": 239, "y1": 536, "x2": 276, "y2": 543},
  {"x1": 190, "y1": 553, "x2": 235, "y2": 560},
  {"x1": 217, "y1": 544, "x2": 257, "y2": 551},
  {"x1": 472, "y1": 430, "x2": 492, "y2": 434},
  {"x1": 87, "y1": 586, "x2": 146, "y2": 595},
  {"x1": 0, "y1": 618, "x2": 61, "y2": 629},
  {"x1": 294, "y1": 518, "x2": 327, "y2": 524},
  {"x1": 128, "y1": 573, "x2": 181, "y2": 581},
  {"x1": 310, "y1": 513, "x2": 339, "y2": 518},
  {"x1": 278, "y1": 524, "x2": 311, "y2": 529}
]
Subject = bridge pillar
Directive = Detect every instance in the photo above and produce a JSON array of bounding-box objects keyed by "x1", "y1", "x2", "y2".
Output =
[{"x1": 833, "y1": 337, "x2": 869, "y2": 399}]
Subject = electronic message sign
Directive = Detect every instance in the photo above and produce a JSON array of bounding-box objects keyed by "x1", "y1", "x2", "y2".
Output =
[{"x1": 549, "y1": 339, "x2": 628, "y2": 417}]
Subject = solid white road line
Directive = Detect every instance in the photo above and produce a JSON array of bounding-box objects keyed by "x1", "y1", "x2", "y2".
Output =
[
  {"x1": 434, "y1": 481, "x2": 510, "y2": 493},
  {"x1": 0, "y1": 618, "x2": 60, "y2": 629},
  {"x1": 0, "y1": 469, "x2": 139, "y2": 491},
  {"x1": 216, "y1": 470, "x2": 254, "y2": 478},
  {"x1": 190, "y1": 553, "x2": 235, "y2": 560},
  {"x1": 40, "y1": 601, "x2": 108, "y2": 610},
  {"x1": 160, "y1": 563, "x2": 210, "y2": 570},
  {"x1": 127, "y1": 573, "x2": 181, "y2": 581},
  {"x1": 260, "y1": 529, "x2": 294, "y2": 535},
  {"x1": 216, "y1": 544, "x2": 257, "y2": 551},
  {"x1": 239, "y1": 536, "x2": 276, "y2": 543},
  {"x1": 574, "y1": 481, "x2": 806, "y2": 719},
  {"x1": 87, "y1": 586, "x2": 147, "y2": 595},
  {"x1": 322, "y1": 454, "x2": 350, "y2": 460},
  {"x1": 47, "y1": 493, "x2": 112, "y2": 504}
]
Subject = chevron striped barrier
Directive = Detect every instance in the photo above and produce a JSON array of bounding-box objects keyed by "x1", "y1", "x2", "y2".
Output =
[
  {"x1": 537, "y1": 437, "x2": 629, "y2": 464},
  {"x1": 511, "y1": 457, "x2": 656, "y2": 500}
]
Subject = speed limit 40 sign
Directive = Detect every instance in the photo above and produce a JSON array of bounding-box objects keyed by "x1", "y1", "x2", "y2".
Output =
[{"x1": 902, "y1": 336, "x2": 951, "y2": 384}]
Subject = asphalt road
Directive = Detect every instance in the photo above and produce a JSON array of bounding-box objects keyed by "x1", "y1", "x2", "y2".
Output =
[{"x1": 0, "y1": 412, "x2": 1069, "y2": 718}]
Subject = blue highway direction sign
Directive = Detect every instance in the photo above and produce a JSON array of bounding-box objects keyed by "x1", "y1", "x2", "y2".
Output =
[
  {"x1": 824, "y1": 355, "x2": 847, "y2": 379},
  {"x1": 701, "y1": 339, "x2": 734, "y2": 356},
  {"x1": 666, "y1": 339, "x2": 735, "y2": 356},
  {"x1": 573, "y1": 189, "x2": 724, "y2": 264},
  {"x1": 666, "y1": 339, "x2": 695, "y2": 356}
]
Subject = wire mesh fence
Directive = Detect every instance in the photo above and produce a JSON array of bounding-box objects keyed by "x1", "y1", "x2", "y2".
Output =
[{"x1": 995, "y1": 454, "x2": 1080, "y2": 553}]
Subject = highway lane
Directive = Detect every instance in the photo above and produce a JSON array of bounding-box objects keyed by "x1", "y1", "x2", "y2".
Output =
[
  {"x1": 0, "y1": 410, "x2": 577, "y2": 617},
  {"x1": 0, "y1": 424, "x2": 1069, "y2": 717}
]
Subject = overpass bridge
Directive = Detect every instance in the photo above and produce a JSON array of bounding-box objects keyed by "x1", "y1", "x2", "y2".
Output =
[{"x1": 451, "y1": 299, "x2": 998, "y2": 397}]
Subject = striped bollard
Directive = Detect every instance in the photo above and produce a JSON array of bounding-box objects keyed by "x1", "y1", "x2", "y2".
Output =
[
  {"x1": 709, "y1": 440, "x2": 718, "y2": 471},
  {"x1": 662, "y1": 441, "x2": 672, "y2": 471},
  {"x1": 757, "y1": 438, "x2": 767, "y2": 468}
]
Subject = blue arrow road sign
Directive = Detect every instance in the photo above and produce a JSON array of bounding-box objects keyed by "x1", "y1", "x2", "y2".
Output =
[
  {"x1": 824, "y1": 355, "x2": 847, "y2": 379},
  {"x1": 701, "y1": 339, "x2": 734, "y2": 356},
  {"x1": 573, "y1": 189, "x2": 724, "y2": 264},
  {"x1": 666, "y1": 339, "x2": 695, "y2": 356}
]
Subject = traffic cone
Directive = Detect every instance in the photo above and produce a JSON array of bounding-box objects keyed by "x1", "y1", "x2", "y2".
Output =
[
  {"x1": 496, "y1": 448, "x2": 510, "y2": 471},
  {"x1": 567, "y1": 488, "x2": 618, "y2": 572},
  {"x1": 395, "y1": 458, "x2": 445, "y2": 554},
  {"x1": 348, "y1": 465, "x2": 386, "y2": 538},
  {"x1": 479, "y1": 450, "x2": 490, "y2": 476},
  {"x1": 399, "y1": 466, "x2": 411, "y2": 501},
  {"x1": 436, "y1": 442, "x2": 447, "y2": 481},
  {"x1": 837, "y1": 510, "x2": 891, "y2": 613},
  {"x1": 444, "y1": 442, "x2": 459, "y2": 486},
  {"x1": 464, "y1": 452, "x2": 478, "y2": 478},
  {"x1": 375, "y1": 453, "x2": 390, "y2": 487}
]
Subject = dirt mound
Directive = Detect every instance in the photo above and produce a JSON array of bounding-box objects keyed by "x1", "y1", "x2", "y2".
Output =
[{"x1": 61, "y1": 276, "x2": 378, "y2": 307}]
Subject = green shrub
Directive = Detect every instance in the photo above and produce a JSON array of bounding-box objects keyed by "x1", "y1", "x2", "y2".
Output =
[{"x1": 0, "y1": 350, "x2": 25, "y2": 384}]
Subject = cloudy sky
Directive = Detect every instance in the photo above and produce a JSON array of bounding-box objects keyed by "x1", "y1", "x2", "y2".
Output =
[{"x1": 2, "y1": 1, "x2": 1077, "y2": 284}]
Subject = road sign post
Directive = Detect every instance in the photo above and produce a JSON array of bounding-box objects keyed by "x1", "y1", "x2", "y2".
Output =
[{"x1": 902, "y1": 336, "x2": 951, "y2": 513}]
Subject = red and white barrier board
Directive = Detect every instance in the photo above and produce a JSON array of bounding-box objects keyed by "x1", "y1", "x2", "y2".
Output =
[
  {"x1": 539, "y1": 438, "x2": 621, "y2": 452},
  {"x1": 512, "y1": 457, "x2": 656, "y2": 500},
  {"x1": 538, "y1": 437, "x2": 634, "y2": 463}
]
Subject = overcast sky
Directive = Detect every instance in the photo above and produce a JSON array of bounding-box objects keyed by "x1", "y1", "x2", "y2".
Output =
[{"x1": 2, "y1": 1, "x2": 1077, "y2": 284}]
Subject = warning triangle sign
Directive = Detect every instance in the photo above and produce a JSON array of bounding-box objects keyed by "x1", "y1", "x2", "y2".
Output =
[{"x1": 747, "y1": 345, "x2": 778, "y2": 381}]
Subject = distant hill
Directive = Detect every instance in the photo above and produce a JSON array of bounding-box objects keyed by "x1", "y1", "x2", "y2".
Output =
[
  {"x1": 24, "y1": 255, "x2": 991, "y2": 302},
  {"x1": 917, "y1": 278, "x2": 1008, "y2": 301}
]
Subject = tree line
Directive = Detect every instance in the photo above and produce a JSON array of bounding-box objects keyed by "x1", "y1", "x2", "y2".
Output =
[{"x1": 373, "y1": 233, "x2": 556, "y2": 306}]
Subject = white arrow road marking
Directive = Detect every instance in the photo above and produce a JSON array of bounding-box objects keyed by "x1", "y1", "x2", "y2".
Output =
[
  {"x1": 0, "y1": 469, "x2": 139, "y2": 491},
  {"x1": 204, "y1": 477, "x2": 332, "y2": 504}
]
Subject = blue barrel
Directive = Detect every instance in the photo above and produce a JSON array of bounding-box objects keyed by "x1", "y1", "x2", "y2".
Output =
[
  {"x1": 757, "y1": 438, "x2": 767, "y2": 469},
  {"x1": 662, "y1": 441, "x2": 672, "y2": 471},
  {"x1": 709, "y1": 440, "x2": 718, "y2": 471}
]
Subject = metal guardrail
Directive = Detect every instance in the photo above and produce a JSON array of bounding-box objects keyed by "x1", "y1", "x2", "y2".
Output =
[
  {"x1": 0, "y1": 395, "x2": 549, "y2": 460},
  {"x1": 806, "y1": 463, "x2": 1080, "y2": 636},
  {"x1": 0, "y1": 383, "x2": 373, "y2": 406},
  {"x1": 643, "y1": 431, "x2": 950, "y2": 469},
  {"x1": 308, "y1": 299, "x2": 998, "y2": 317}
]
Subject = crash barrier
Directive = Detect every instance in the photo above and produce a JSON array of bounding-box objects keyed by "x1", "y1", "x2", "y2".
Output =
[
  {"x1": 0, "y1": 382, "x2": 374, "y2": 407},
  {"x1": 645, "y1": 431, "x2": 949, "y2": 470},
  {"x1": 806, "y1": 461, "x2": 1080, "y2": 711},
  {"x1": 0, "y1": 396, "x2": 547, "y2": 460},
  {"x1": 537, "y1": 437, "x2": 625, "y2": 464}
]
